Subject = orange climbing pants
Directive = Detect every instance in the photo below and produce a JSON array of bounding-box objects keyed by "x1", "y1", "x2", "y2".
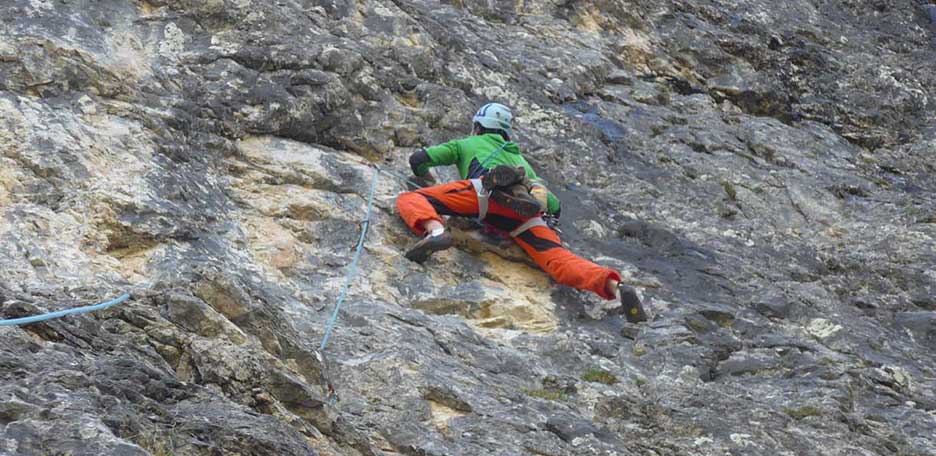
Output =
[{"x1": 396, "y1": 180, "x2": 620, "y2": 300}]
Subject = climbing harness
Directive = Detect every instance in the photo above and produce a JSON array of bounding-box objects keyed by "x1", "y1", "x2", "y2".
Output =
[
  {"x1": 469, "y1": 178, "x2": 491, "y2": 221},
  {"x1": 464, "y1": 179, "x2": 546, "y2": 237},
  {"x1": 0, "y1": 293, "x2": 131, "y2": 326},
  {"x1": 377, "y1": 159, "x2": 544, "y2": 237},
  {"x1": 509, "y1": 216, "x2": 547, "y2": 238}
]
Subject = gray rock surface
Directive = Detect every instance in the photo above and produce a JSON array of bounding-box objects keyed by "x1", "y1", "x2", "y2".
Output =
[{"x1": 1, "y1": 0, "x2": 935, "y2": 454}]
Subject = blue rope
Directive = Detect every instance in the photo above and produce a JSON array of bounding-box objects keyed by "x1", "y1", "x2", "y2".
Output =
[
  {"x1": 319, "y1": 166, "x2": 380, "y2": 351},
  {"x1": 0, "y1": 293, "x2": 131, "y2": 326}
]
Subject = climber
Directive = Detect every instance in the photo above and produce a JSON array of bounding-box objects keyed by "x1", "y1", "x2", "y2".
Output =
[{"x1": 396, "y1": 102, "x2": 648, "y2": 323}]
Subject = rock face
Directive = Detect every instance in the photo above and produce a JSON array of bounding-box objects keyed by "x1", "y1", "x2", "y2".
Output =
[{"x1": 1, "y1": 0, "x2": 935, "y2": 455}]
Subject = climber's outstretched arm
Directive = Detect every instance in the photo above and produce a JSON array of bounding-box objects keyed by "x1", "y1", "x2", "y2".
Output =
[{"x1": 409, "y1": 141, "x2": 460, "y2": 177}]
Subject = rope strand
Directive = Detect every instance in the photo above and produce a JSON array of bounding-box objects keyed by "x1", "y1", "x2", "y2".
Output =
[
  {"x1": 319, "y1": 166, "x2": 380, "y2": 351},
  {"x1": 0, "y1": 293, "x2": 131, "y2": 326}
]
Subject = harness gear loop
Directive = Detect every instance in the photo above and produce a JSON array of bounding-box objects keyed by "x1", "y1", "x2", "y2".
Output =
[
  {"x1": 470, "y1": 178, "x2": 491, "y2": 221},
  {"x1": 509, "y1": 216, "x2": 547, "y2": 237}
]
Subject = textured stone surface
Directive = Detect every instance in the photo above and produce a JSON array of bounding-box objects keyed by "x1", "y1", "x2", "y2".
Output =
[{"x1": 1, "y1": 0, "x2": 935, "y2": 455}]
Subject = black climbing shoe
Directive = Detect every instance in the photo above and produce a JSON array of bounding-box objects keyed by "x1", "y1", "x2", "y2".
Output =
[
  {"x1": 481, "y1": 165, "x2": 526, "y2": 191},
  {"x1": 619, "y1": 284, "x2": 648, "y2": 323},
  {"x1": 405, "y1": 232, "x2": 454, "y2": 264},
  {"x1": 491, "y1": 183, "x2": 544, "y2": 218}
]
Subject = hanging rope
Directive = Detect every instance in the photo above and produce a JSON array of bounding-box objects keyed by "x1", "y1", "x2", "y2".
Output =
[
  {"x1": 0, "y1": 293, "x2": 131, "y2": 327},
  {"x1": 318, "y1": 166, "x2": 380, "y2": 351}
]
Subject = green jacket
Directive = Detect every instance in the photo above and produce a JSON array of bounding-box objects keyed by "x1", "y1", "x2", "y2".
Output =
[{"x1": 413, "y1": 134, "x2": 561, "y2": 215}]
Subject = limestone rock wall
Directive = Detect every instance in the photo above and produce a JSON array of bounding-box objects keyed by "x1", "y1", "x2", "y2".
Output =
[{"x1": 1, "y1": 0, "x2": 934, "y2": 455}]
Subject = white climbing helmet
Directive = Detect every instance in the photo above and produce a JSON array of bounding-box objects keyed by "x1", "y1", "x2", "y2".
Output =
[{"x1": 472, "y1": 102, "x2": 513, "y2": 138}]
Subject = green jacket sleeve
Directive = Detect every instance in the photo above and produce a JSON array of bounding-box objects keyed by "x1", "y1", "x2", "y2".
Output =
[
  {"x1": 545, "y1": 192, "x2": 560, "y2": 215},
  {"x1": 412, "y1": 140, "x2": 460, "y2": 176}
]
